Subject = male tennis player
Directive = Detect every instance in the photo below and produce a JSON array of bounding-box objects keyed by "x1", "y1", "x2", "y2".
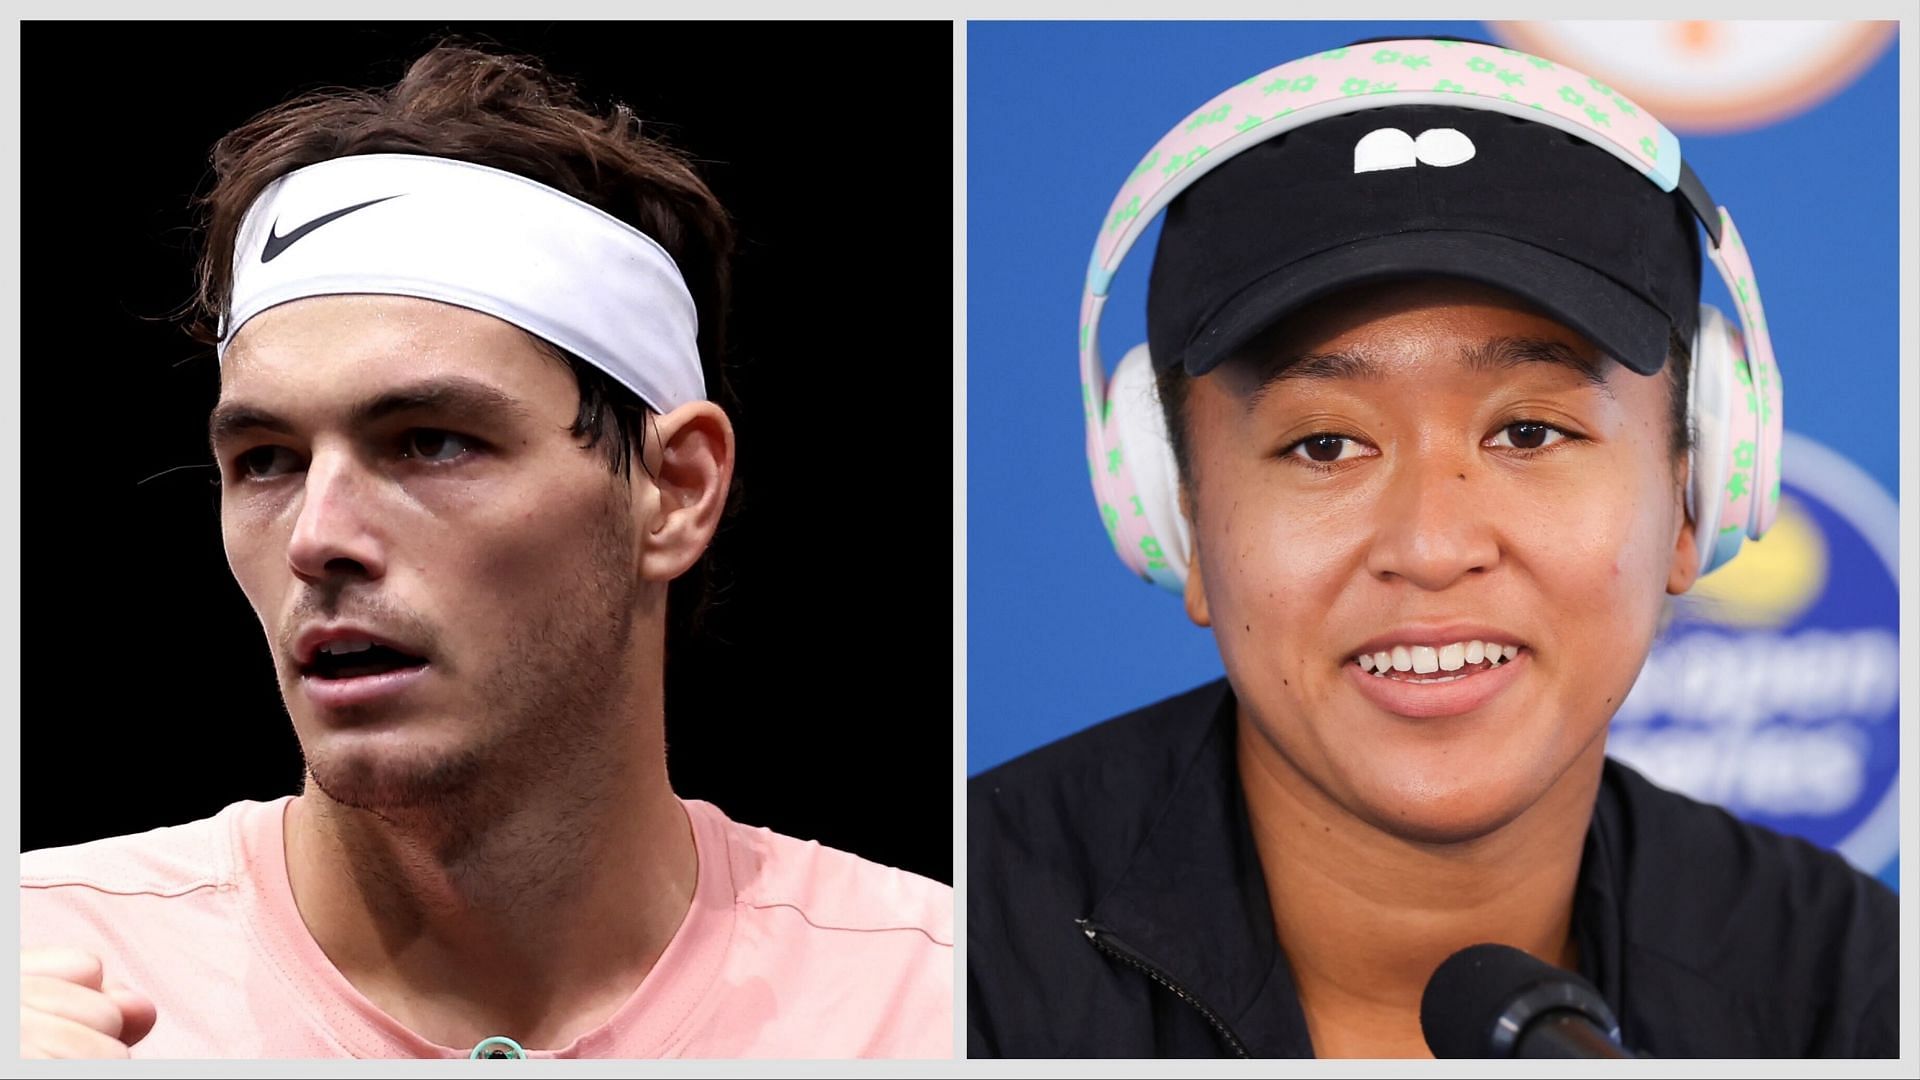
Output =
[{"x1": 22, "y1": 43, "x2": 950, "y2": 1059}]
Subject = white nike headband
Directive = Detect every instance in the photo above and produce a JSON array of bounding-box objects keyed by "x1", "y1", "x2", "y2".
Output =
[{"x1": 218, "y1": 153, "x2": 705, "y2": 413}]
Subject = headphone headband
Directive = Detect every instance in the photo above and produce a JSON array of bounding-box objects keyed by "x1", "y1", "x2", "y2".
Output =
[
  {"x1": 1087, "y1": 39, "x2": 1680, "y2": 297},
  {"x1": 1078, "y1": 37, "x2": 1782, "y2": 590}
]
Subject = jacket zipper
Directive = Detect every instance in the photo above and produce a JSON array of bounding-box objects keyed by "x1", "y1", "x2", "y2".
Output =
[{"x1": 1078, "y1": 918, "x2": 1251, "y2": 1058}]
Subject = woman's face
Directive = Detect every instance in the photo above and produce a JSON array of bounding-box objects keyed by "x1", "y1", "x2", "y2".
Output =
[{"x1": 1181, "y1": 278, "x2": 1699, "y2": 843}]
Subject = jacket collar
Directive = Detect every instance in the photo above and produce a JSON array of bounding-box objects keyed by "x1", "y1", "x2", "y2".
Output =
[
  {"x1": 1081, "y1": 679, "x2": 1315, "y2": 1056},
  {"x1": 1081, "y1": 678, "x2": 1629, "y2": 1057}
]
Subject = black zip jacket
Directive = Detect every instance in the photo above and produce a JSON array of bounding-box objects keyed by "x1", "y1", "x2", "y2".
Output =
[{"x1": 967, "y1": 679, "x2": 1898, "y2": 1057}]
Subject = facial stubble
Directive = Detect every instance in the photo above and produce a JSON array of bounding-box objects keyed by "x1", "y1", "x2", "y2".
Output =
[{"x1": 299, "y1": 480, "x2": 643, "y2": 840}]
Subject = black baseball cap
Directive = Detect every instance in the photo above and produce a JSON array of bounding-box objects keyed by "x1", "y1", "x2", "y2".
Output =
[{"x1": 1146, "y1": 104, "x2": 1701, "y2": 377}]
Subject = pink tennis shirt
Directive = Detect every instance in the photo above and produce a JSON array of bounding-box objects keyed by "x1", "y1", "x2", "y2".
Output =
[{"x1": 20, "y1": 798, "x2": 952, "y2": 1058}]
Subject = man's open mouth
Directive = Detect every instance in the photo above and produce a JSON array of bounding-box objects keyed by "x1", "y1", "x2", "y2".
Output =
[{"x1": 302, "y1": 641, "x2": 429, "y2": 681}]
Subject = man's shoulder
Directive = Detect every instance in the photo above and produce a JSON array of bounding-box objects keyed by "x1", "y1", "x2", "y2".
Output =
[
  {"x1": 691, "y1": 799, "x2": 952, "y2": 947},
  {"x1": 20, "y1": 801, "x2": 279, "y2": 989},
  {"x1": 969, "y1": 678, "x2": 1232, "y2": 868},
  {"x1": 680, "y1": 801, "x2": 953, "y2": 1057},
  {"x1": 1597, "y1": 758, "x2": 1898, "y2": 1054},
  {"x1": 21, "y1": 800, "x2": 272, "y2": 899}
]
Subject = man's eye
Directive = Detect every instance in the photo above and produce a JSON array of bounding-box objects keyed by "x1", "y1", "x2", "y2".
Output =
[
  {"x1": 1486, "y1": 422, "x2": 1572, "y2": 452},
  {"x1": 401, "y1": 430, "x2": 474, "y2": 463},
  {"x1": 229, "y1": 431, "x2": 475, "y2": 480},
  {"x1": 1284, "y1": 433, "x2": 1370, "y2": 465},
  {"x1": 234, "y1": 446, "x2": 298, "y2": 479}
]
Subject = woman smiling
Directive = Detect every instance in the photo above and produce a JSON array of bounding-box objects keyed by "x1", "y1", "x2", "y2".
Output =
[{"x1": 968, "y1": 36, "x2": 1895, "y2": 1060}]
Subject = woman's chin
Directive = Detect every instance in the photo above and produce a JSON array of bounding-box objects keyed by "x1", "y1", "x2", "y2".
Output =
[{"x1": 1336, "y1": 760, "x2": 1553, "y2": 847}]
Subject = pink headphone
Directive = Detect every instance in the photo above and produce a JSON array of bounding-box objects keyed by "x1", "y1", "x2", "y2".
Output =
[{"x1": 1078, "y1": 38, "x2": 1784, "y2": 593}]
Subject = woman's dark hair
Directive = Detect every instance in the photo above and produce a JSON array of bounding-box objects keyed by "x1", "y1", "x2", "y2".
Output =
[{"x1": 183, "y1": 39, "x2": 740, "y2": 640}]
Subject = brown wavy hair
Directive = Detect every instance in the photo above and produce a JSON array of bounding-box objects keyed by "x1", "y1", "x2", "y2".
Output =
[{"x1": 184, "y1": 39, "x2": 739, "y2": 636}]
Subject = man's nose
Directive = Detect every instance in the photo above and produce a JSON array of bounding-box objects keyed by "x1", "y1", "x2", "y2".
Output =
[{"x1": 285, "y1": 448, "x2": 387, "y2": 584}]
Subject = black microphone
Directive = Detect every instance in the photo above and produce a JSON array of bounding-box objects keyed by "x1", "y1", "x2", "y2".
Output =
[{"x1": 1420, "y1": 943, "x2": 1634, "y2": 1058}]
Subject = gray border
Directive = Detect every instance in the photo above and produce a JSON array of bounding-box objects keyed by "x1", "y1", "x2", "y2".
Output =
[
  {"x1": 0, "y1": 3, "x2": 1914, "y2": 1076},
  {"x1": 949, "y1": 15, "x2": 970, "y2": 1069}
]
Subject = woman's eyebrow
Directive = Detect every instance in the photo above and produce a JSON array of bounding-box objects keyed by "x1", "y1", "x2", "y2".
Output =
[
  {"x1": 1245, "y1": 335, "x2": 1612, "y2": 412},
  {"x1": 1461, "y1": 336, "x2": 1614, "y2": 397},
  {"x1": 1244, "y1": 349, "x2": 1376, "y2": 411}
]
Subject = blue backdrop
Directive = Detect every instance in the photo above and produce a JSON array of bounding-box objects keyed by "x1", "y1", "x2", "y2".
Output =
[{"x1": 965, "y1": 21, "x2": 1900, "y2": 890}]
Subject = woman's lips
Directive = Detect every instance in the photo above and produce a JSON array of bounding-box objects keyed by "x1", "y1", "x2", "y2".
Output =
[{"x1": 1344, "y1": 648, "x2": 1528, "y2": 719}]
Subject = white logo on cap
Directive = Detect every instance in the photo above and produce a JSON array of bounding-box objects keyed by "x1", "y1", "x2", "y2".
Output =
[{"x1": 1353, "y1": 127, "x2": 1477, "y2": 174}]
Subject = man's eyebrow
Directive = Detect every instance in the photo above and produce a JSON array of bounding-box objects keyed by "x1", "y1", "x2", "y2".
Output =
[
  {"x1": 1243, "y1": 335, "x2": 1612, "y2": 412},
  {"x1": 209, "y1": 377, "x2": 535, "y2": 454}
]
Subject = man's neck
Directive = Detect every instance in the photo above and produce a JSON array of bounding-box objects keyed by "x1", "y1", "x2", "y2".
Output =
[
  {"x1": 1236, "y1": 716, "x2": 1602, "y2": 1059},
  {"x1": 282, "y1": 744, "x2": 696, "y2": 1052}
]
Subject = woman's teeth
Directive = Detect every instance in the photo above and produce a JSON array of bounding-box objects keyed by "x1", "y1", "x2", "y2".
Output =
[{"x1": 1355, "y1": 641, "x2": 1519, "y2": 681}]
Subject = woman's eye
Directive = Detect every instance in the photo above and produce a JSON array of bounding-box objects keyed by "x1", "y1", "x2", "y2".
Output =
[
  {"x1": 1487, "y1": 422, "x2": 1570, "y2": 451},
  {"x1": 402, "y1": 430, "x2": 473, "y2": 463},
  {"x1": 1284, "y1": 433, "x2": 1370, "y2": 465}
]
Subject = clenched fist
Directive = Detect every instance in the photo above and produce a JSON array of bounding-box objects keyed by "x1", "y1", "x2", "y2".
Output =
[{"x1": 20, "y1": 948, "x2": 158, "y2": 1058}]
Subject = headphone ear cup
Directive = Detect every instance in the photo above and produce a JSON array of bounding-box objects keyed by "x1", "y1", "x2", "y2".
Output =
[
  {"x1": 1104, "y1": 344, "x2": 1191, "y2": 592},
  {"x1": 1689, "y1": 303, "x2": 1758, "y2": 578}
]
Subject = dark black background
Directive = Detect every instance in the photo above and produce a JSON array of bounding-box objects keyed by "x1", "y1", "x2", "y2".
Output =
[{"x1": 19, "y1": 22, "x2": 952, "y2": 883}]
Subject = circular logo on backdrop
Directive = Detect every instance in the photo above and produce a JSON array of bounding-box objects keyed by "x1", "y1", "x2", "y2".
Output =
[
  {"x1": 1493, "y1": 20, "x2": 1895, "y2": 133},
  {"x1": 1608, "y1": 432, "x2": 1899, "y2": 875}
]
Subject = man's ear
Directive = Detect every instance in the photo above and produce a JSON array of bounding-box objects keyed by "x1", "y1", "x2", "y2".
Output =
[
  {"x1": 636, "y1": 400, "x2": 734, "y2": 583},
  {"x1": 1180, "y1": 485, "x2": 1211, "y2": 627},
  {"x1": 1667, "y1": 456, "x2": 1702, "y2": 596}
]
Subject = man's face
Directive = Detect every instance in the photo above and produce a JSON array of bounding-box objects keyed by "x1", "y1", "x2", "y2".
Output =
[
  {"x1": 1182, "y1": 278, "x2": 1697, "y2": 843},
  {"x1": 214, "y1": 295, "x2": 645, "y2": 812}
]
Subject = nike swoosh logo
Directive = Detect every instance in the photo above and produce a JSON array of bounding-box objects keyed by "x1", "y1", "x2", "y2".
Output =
[{"x1": 260, "y1": 195, "x2": 401, "y2": 263}]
